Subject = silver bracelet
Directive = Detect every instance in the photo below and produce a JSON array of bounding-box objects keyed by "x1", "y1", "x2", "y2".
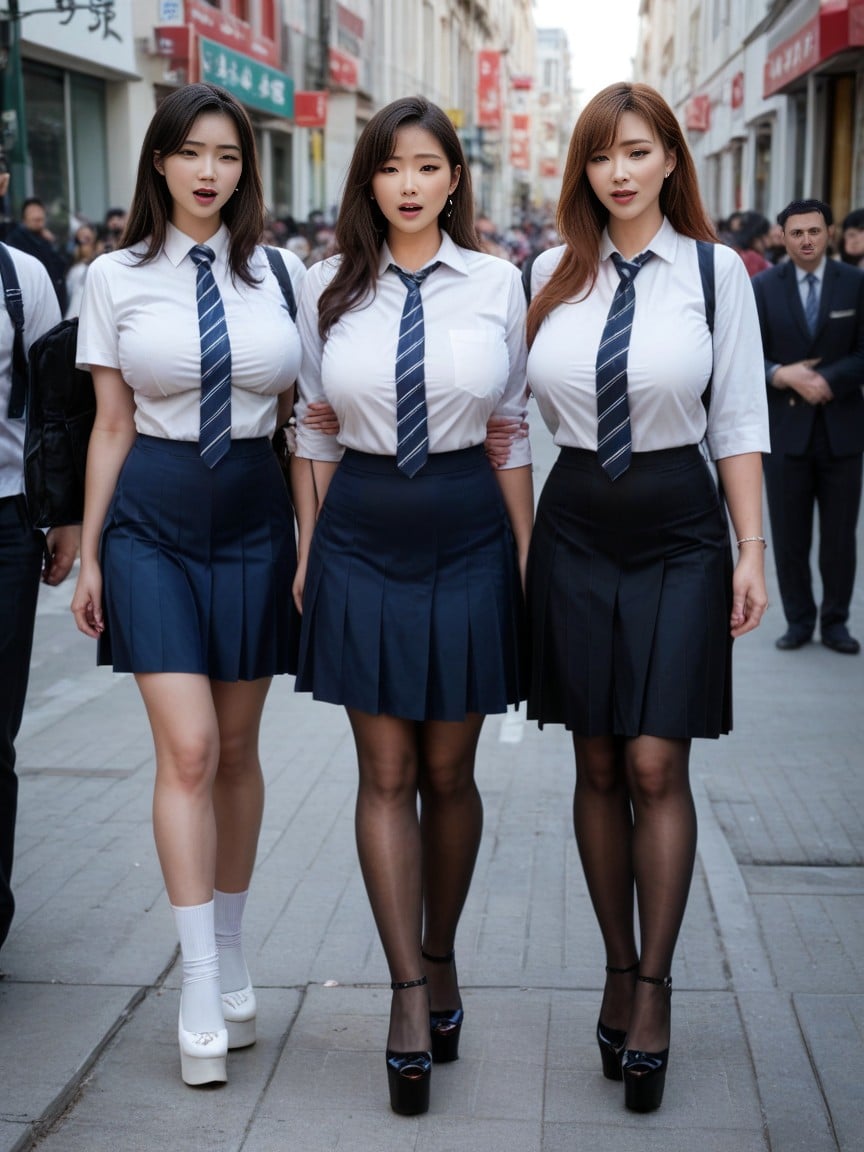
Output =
[{"x1": 736, "y1": 536, "x2": 767, "y2": 548}]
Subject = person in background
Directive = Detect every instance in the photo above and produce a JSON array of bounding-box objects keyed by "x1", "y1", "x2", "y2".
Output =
[
  {"x1": 525, "y1": 82, "x2": 769, "y2": 1113},
  {"x1": 65, "y1": 222, "x2": 103, "y2": 318},
  {"x1": 102, "y1": 207, "x2": 127, "y2": 253},
  {"x1": 70, "y1": 83, "x2": 306, "y2": 1087},
  {"x1": 752, "y1": 198, "x2": 864, "y2": 655},
  {"x1": 292, "y1": 95, "x2": 532, "y2": 1118},
  {"x1": 5, "y1": 197, "x2": 68, "y2": 314},
  {"x1": 1, "y1": 169, "x2": 79, "y2": 956},
  {"x1": 838, "y1": 208, "x2": 864, "y2": 267},
  {"x1": 731, "y1": 211, "x2": 772, "y2": 278}
]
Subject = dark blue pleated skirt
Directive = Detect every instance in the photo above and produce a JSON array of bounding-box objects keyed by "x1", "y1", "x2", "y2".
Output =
[
  {"x1": 98, "y1": 435, "x2": 299, "y2": 680},
  {"x1": 527, "y1": 445, "x2": 733, "y2": 738},
  {"x1": 295, "y1": 446, "x2": 525, "y2": 721}
]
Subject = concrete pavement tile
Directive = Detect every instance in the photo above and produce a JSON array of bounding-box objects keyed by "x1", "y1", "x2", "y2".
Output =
[
  {"x1": 742, "y1": 865, "x2": 864, "y2": 895},
  {"x1": 753, "y1": 892, "x2": 864, "y2": 993},
  {"x1": 541, "y1": 1123, "x2": 769, "y2": 1151},
  {"x1": 29, "y1": 986, "x2": 302, "y2": 1152},
  {"x1": 0, "y1": 981, "x2": 140, "y2": 1143},
  {"x1": 796, "y1": 993, "x2": 864, "y2": 1152},
  {"x1": 738, "y1": 990, "x2": 836, "y2": 1152},
  {"x1": 244, "y1": 1111, "x2": 542, "y2": 1152}
]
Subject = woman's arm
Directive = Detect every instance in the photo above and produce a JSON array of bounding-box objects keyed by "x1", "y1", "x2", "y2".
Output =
[
  {"x1": 715, "y1": 451, "x2": 768, "y2": 638},
  {"x1": 493, "y1": 464, "x2": 534, "y2": 591},
  {"x1": 290, "y1": 457, "x2": 338, "y2": 613},
  {"x1": 70, "y1": 366, "x2": 136, "y2": 636}
]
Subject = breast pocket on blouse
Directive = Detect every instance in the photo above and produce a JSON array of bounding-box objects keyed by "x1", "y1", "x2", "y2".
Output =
[{"x1": 449, "y1": 329, "x2": 509, "y2": 398}]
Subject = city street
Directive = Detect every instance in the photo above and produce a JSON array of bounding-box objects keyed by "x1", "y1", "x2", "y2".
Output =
[{"x1": 1, "y1": 414, "x2": 862, "y2": 1151}]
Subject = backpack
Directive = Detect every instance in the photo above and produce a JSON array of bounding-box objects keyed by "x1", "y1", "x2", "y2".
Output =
[{"x1": 1, "y1": 245, "x2": 299, "y2": 528}]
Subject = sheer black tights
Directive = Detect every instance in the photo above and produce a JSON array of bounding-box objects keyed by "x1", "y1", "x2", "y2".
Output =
[
  {"x1": 573, "y1": 733, "x2": 696, "y2": 1053},
  {"x1": 348, "y1": 708, "x2": 484, "y2": 1053}
]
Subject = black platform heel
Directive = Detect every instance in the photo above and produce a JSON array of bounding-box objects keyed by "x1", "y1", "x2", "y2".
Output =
[
  {"x1": 621, "y1": 974, "x2": 672, "y2": 1113},
  {"x1": 386, "y1": 976, "x2": 432, "y2": 1116},
  {"x1": 422, "y1": 949, "x2": 464, "y2": 1063},
  {"x1": 596, "y1": 960, "x2": 638, "y2": 1081}
]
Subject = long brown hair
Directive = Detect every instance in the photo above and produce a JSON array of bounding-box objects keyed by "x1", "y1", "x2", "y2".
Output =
[
  {"x1": 317, "y1": 96, "x2": 479, "y2": 339},
  {"x1": 526, "y1": 82, "x2": 716, "y2": 346},
  {"x1": 124, "y1": 83, "x2": 265, "y2": 286}
]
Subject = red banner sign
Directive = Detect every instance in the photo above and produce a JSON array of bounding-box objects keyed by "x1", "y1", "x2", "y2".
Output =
[
  {"x1": 731, "y1": 71, "x2": 744, "y2": 109},
  {"x1": 685, "y1": 94, "x2": 711, "y2": 131},
  {"x1": 477, "y1": 50, "x2": 502, "y2": 129},
  {"x1": 184, "y1": 0, "x2": 278, "y2": 68},
  {"x1": 294, "y1": 91, "x2": 328, "y2": 128},
  {"x1": 329, "y1": 47, "x2": 359, "y2": 89},
  {"x1": 510, "y1": 113, "x2": 530, "y2": 170}
]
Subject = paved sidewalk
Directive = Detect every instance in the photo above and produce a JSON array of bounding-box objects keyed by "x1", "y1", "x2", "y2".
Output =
[{"x1": 1, "y1": 419, "x2": 862, "y2": 1151}]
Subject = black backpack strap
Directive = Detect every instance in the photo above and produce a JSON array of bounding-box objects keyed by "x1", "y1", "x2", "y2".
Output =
[
  {"x1": 0, "y1": 241, "x2": 29, "y2": 418},
  {"x1": 264, "y1": 246, "x2": 297, "y2": 322},
  {"x1": 696, "y1": 239, "x2": 715, "y2": 415}
]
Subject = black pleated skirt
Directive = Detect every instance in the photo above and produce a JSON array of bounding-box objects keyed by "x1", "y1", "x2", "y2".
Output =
[
  {"x1": 98, "y1": 435, "x2": 299, "y2": 680},
  {"x1": 528, "y1": 445, "x2": 733, "y2": 738},
  {"x1": 295, "y1": 446, "x2": 525, "y2": 721}
]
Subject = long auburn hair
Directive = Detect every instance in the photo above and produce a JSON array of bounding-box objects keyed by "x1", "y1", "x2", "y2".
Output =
[
  {"x1": 526, "y1": 82, "x2": 716, "y2": 346},
  {"x1": 124, "y1": 83, "x2": 265, "y2": 286},
  {"x1": 317, "y1": 96, "x2": 479, "y2": 339}
]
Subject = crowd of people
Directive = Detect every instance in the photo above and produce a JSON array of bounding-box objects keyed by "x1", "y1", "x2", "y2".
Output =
[{"x1": 0, "y1": 77, "x2": 860, "y2": 1130}]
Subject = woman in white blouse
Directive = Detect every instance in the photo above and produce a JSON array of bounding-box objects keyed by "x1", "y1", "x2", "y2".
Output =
[
  {"x1": 292, "y1": 96, "x2": 533, "y2": 1116},
  {"x1": 526, "y1": 84, "x2": 769, "y2": 1113},
  {"x1": 70, "y1": 84, "x2": 305, "y2": 1087}
]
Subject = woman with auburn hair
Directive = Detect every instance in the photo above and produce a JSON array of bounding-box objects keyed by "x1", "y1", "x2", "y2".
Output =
[
  {"x1": 292, "y1": 95, "x2": 532, "y2": 1116},
  {"x1": 71, "y1": 83, "x2": 306, "y2": 1086},
  {"x1": 525, "y1": 83, "x2": 770, "y2": 1111}
]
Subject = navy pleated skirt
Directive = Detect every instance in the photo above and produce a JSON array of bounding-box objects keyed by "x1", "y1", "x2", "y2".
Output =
[
  {"x1": 295, "y1": 445, "x2": 525, "y2": 721},
  {"x1": 98, "y1": 435, "x2": 299, "y2": 680},
  {"x1": 528, "y1": 445, "x2": 733, "y2": 738}
]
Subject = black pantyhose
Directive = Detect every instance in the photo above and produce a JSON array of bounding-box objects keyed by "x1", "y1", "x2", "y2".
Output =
[
  {"x1": 347, "y1": 709, "x2": 485, "y2": 1054},
  {"x1": 573, "y1": 733, "x2": 696, "y2": 1053}
]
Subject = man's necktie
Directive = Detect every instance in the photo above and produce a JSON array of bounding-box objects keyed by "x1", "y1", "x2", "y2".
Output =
[
  {"x1": 804, "y1": 272, "x2": 819, "y2": 334},
  {"x1": 389, "y1": 261, "x2": 441, "y2": 477},
  {"x1": 595, "y1": 250, "x2": 654, "y2": 481},
  {"x1": 189, "y1": 244, "x2": 232, "y2": 468}
]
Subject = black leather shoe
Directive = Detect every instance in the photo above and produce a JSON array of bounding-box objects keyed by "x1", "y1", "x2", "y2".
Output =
[
  {"x1": 775, "y1": 630, "x2": 811, "y2": 650},
  {"x1": 821, "y1": 630, "x2": 860, "y2": 655}
]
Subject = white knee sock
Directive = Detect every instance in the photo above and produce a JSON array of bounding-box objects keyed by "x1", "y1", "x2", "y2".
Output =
[
  {"x1": 172, "y1": 900, "x2": 224, "y2": 1034},
  {"x1": 214, "y1": 888, "x2": 251, "y2": 994}
]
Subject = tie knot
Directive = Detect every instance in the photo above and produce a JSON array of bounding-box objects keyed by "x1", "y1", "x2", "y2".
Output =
[
  {"x1": 389, "y1": 261, "x2": 441, "y2": 292},
  {"x1": 806, "y1": 272, "x2": 818, "y2": 287},
  {"x1": 611, "y1": 250, "x2": 653, "y2": 285},
  {"x1": 189, "y1": 244, "x2": 216, "y2": 268}
]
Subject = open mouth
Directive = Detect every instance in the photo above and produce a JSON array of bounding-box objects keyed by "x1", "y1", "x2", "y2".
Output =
[
  {"x1": 399, "y1": 205, "x2": 422, "y2": 217},
  {"x1": 194, "y1": 189, "x2": 218, "y2": 204},
  {"x1": 611, "y1": 191, "x2": 636, "y2": 203}
]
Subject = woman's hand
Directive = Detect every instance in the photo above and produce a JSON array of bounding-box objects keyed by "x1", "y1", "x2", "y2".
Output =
[
  {"x1": 292, "y1": 554, "x2": 307, "y2": 615},
  {"x1": 485, "y1": 415, "x2": 528, "y2": 469},
  {"x1": 729, "y1": 544, "x2": 768, "y2": 638},
  {"x1": 71, "y1": 561, "x2": 105, "y2": 638},
  {"x1": 304, "y1": 401, "x2": 339, "y2": 436}
]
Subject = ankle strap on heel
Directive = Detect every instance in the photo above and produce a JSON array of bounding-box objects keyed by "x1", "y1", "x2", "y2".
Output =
[
  {"x1": 605, "y1": 960, "x2": 639, "y2": 975},
  {"x1": 390, "y1": 976, "x2": 428, "y2": 992},
  {"x1": 637, "y1": 974, "x2": 672, "y2": 990},
  {"x1": 421, "y1": 949, "x2": 455, "y2": 964}
]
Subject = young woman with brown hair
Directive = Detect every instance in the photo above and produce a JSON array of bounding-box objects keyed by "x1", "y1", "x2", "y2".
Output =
[{"x1": 526, "y1": 83, "x2": 769, "y2": 1112}]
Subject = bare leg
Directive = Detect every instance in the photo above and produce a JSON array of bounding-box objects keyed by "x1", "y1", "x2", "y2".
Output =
[
  {"x1": 348, "y1": 709, "x2": 429, "y2": 1055},
  {"x1": 418, "y1": 714, "x2": 485, "y2": 1013},
  {"x1": 625, "y1": 735, "x2": 695, "y2": 1053},
  {"x1": 572, "y1": 734, "x2": 638, "y2": 1032}
]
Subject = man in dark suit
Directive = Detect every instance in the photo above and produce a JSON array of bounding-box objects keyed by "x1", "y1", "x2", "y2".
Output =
[
  {"x1": 4, "y1": 197, "x2": 68, "y2": 315},
  {"x1": 752, "y1": 198, "x2": 864, "y2": 654}
]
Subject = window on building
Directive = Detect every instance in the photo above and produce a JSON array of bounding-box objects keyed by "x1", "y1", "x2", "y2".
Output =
[
  {"x1": 753, "y1": 122, "x2": 772, "y2": 216},
  {"x1": 423, "y1": 1, "x2": 434, "y2": 88}
]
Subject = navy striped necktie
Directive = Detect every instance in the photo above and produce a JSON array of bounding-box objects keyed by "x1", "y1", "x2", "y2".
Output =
[
  {"x1": 596, "y1": 250, "x2": 653, "y2": 480},
  {"x1": 389, "y1": 261, "x2": 441, "y2": 477},
  {"x1": 189, "y1": 244, "x2": 232, "y2": 468},
  {"x1": 804, "y1": 272, "x2": 819, "y2": 334}
]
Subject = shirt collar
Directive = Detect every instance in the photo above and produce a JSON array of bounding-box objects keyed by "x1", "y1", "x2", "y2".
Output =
[
  {"x1": 164, "y1": 221, "x2": 231, "y2": 268},
  {"x1": 377, "y1": 230, "x2": 469, "y2": 277},
  {"x1": 795, "y1": 257, "x2": 827, "y2": 284},
  {"x1": 600, "y1": 216, "x2": 677, "y2": 265}
]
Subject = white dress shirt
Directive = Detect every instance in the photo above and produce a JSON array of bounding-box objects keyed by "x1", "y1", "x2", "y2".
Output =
[
  {"x1": 527, "y1": 217, "x2": 770, "y2": 461},
  {"x1": 76, "y1": 222, "x2": 304, "y2": 441},
  {"x1": 0, "y1": 247, "x2": 62, "y2": 497},
  {"x1": 795, "y1": 257, "x2": 826, "y2": 310},
  {"x1": 294, "y1": 230, "x2": 531, "y2": 468}
]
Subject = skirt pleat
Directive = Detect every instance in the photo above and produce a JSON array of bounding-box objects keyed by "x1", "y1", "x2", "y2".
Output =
[
  {"x1": 528, "y1": 445, "x2": 732, "y2": 738},
  {"x1": 99, "y1": 435, "x2": 299, "y2": 679},
  {"x1": 296, "y1": 446, "x2": 525, "y2": 721}
]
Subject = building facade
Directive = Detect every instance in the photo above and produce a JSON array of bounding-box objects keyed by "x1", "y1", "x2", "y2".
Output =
[{"x1": 637, "y1": 0, "x2": 864, "y2": 224}]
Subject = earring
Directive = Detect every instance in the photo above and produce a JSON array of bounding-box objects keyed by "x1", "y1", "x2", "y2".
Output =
[
  {"x1": 664, "y1": 171, "x2": 671, "y2": 179},
  {"x1": 446, "y1": 196, "x2": 454, "y2": 219}
]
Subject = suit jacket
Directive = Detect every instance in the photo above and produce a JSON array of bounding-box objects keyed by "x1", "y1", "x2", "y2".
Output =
[
  {"x1": 751, "y1": 258, "x2": 864, "y2": 455},
  {"x1": 4, "y1": 223, "x2": 68, "y2": 315}
]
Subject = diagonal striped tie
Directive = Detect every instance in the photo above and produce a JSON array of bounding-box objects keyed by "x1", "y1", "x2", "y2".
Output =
[
  {"x1": 595, "y1": 250, "x2": 653, "y2": 481},
  {"x1": 189, "y1": 244, "x2": 232, "y2": 468},
  {"x1": 389, "y1": 261, "x2": 441, "y2": 477}
]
